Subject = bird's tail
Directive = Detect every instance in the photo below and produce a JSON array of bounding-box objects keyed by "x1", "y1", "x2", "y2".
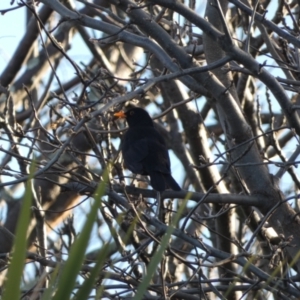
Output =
[
  {"x1": 149, "y1": 172, "x2": 166, "y2": 192},
  {"x1": 164, "y1": 174, "x2": 181, "y2": 191},
  {"x1": 149, "y1": 172, "x2": 181, "y2": 191}
]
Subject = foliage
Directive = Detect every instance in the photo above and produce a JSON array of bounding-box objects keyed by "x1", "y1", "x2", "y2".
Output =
[{"x1": 0, "y1": 0, "x2": 300, "y2": 299}]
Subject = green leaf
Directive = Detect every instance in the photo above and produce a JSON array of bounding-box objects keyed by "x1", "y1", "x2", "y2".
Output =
[
  {"x1": 52, "y1": 173, "x2": 108, "y2": 300},
  {"x1": 2, "y1": 163, "x2": 35, "y2": 300},
  {"x1": 133, "y1": 194, "x2": 190, "y2": 300},
  {"x1": 73, "y1": 242, "x2": 111, "y2": 300},
  {"x1": 40, "y1": 264, "x2": 60, "y2": 300}
]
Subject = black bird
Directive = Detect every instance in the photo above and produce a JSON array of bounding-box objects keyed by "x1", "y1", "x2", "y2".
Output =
[{"x1": 114, "y1": 107, "x2": 181, "y2": 192}]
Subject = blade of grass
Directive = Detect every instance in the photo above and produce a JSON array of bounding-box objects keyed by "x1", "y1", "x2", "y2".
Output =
[
  {"x1": 40, "y1": 264, "x2": 60, "y2": 300},
  {"x1": 52, "y1": 173, "x2": 108, "y2": 300},
  {"x1": 133, "y1": 194, "x2": 190, "y2": 300},
  {"x1": 73, "y1": 242, "x2": 111, "y2": 300},
  {"x1": 76, "y1": 207, "x2": 140, "y2": 299},
  {"x1": 2, "y1": 163, "x2": 35, "y2": 300}
]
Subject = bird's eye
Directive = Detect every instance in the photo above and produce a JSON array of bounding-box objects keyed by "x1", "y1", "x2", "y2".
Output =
[{"x1": 130, "y1": 111, "x2": 135, "y2": 116}]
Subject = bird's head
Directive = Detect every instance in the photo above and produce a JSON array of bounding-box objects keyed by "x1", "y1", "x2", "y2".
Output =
[{"x1": 114, "y1": 107, "x2": 154, "y2": 127}]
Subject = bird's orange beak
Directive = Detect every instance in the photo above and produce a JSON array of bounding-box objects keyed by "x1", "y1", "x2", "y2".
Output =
[{"x1": 114, "y1": 111, "x2": 126, "y2": 119}]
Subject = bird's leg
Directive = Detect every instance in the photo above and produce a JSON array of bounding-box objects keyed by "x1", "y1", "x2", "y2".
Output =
[
  {"x1": 157, "y1": 192, "x2": 170, "y2": 226},
  {"x1": 131, "y1": 174, "x2": 137, "y2": 186},
  {"x1": 155, "y1": 192, "x2": 173, "y2": 293},
  {"x1": 160, "y1": 198, "x2": 173, "y2": 293},
  {"x1": 155, "y1": 191, "x2": 162, "y2": 220}
]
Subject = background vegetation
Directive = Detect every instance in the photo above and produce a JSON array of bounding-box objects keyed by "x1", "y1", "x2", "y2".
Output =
[{"x1": 0, "y1": 0, "x2": 300, "y2": 299}]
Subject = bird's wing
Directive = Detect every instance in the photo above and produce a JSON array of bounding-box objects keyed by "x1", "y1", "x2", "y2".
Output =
[
  {"x1": 123, "y1": 138, "x2": 149, "y2": 174},
  {"x1": 144, "y1": 139, "x2": 171, "y2": 174},
  {"x1": 122, "y1": 127, "x2": 171, "y2": 175}
]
